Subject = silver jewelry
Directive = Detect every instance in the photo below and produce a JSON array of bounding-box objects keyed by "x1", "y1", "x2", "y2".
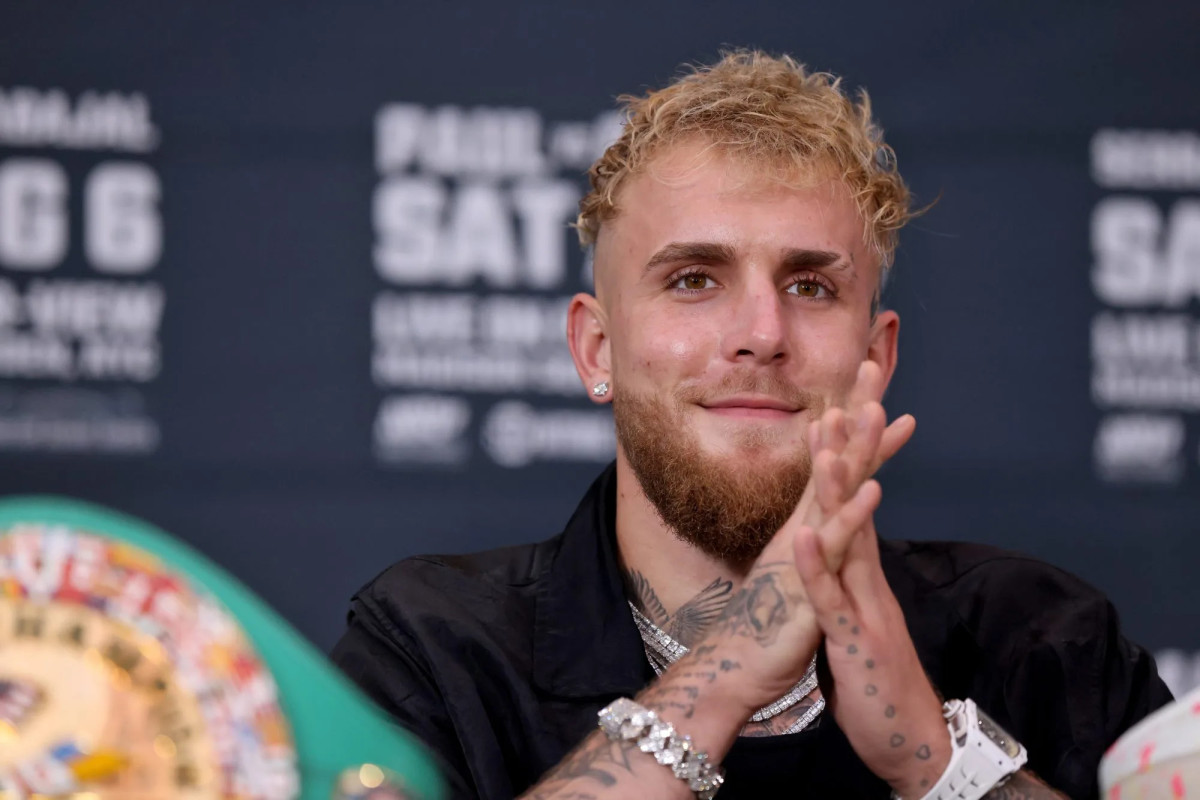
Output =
[
  {"x1": 598, "y1": 696, "x2": 724, "y2": 799},
  {"x1": 629, "y1": 602, "x2": 824, "y2": 733},
  {"x1": 592, "y1": 381, "x2": 610, "y2": 397}
]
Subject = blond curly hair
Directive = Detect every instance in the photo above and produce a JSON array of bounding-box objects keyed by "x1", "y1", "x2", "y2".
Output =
[{"x1": 576, "y1": 50, "x2": 915, "y2": 269}]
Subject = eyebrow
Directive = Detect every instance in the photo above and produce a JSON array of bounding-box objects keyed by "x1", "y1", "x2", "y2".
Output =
[
  {"x1": 643, "y1": 241, "x2": 737, "y2": 274},
  {"x1": 642, "y1": 241, "x2": 850, "y2": 275}
]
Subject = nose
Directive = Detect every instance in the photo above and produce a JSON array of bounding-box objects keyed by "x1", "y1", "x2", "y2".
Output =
[{"x1": 722, "y1": 276, "x2": 788, "y2": 364}]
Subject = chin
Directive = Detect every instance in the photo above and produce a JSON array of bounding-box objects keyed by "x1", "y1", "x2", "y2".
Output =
[
  {"x1": 704, "y1": 418, "x2": 802, "y2": 453},
  {"x1": 701, "y1": 434, "x2": 799, "y2": 467}
]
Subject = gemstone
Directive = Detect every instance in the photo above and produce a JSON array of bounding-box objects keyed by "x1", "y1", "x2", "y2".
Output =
[
  {"x1": 637, "y1": 721, "x2": 673, "y2": 753},
  {"x1": 598, "y1": 711, "x2": 620, "y2": 738},
  {"x1": 698, "y1": 773, "x2": 724, "y2": 800},
  {"x1": 620, "y1": 717, "x2": 648, "y2": 739},
  {"x1": 660, "y1": 736, "x2": 692, "y2": 770},
  {"x1": 676, "y1": 757, "x2": 701, "y2": 780}
]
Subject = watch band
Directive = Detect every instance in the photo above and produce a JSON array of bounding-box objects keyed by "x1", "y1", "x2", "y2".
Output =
[
  {"x1": 911, "y1": 699, "x2": 1027, "y2": 800},
  {"x1": 597, "y1": 697, "x2": 724, "y2": 799}
]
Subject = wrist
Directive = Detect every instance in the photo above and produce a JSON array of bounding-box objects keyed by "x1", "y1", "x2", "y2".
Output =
[
  {"x1": 889, "y1": 709, "x2": 953, "y2": 800},
  {"x1": 598, "y1": 697, "x2": 725, "y2": 799},
  {"x1": 890, "y1": 699, "x2": 1029, "y2": 800},
  {"x1": 638, "y1": 640, "x2": 760, "y2": 760}
]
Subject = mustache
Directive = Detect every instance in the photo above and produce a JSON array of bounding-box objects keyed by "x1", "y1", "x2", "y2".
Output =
[{"x1": 675, "y1": 371, "x2": 824, "y2": 411}]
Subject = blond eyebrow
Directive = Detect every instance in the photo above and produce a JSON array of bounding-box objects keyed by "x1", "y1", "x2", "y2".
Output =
[
  {"x1": 780, "y1": 248, "x2": 847, "y2": 271},
  {"x1": 642, "y1": 241, "x2": 737, "y2": 275},
  {"x1": 643, "y1": 242, "x2": 851, "y2": 276}
]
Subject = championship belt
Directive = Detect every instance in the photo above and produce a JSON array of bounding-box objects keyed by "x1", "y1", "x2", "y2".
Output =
[{"x1": 0, "y1": 496, "x2": 446, "y2": 800}]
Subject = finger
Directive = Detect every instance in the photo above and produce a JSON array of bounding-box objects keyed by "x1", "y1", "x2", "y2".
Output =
[
  {"x1": 841, "y1": 401, "x2": 886, "y2": 485},
  {"x1": 872, "y1": 413, "x2": 916, "y2": 474},
  {"x1": 820, "y1": 407, "x2": 849, "y2": 458},
  {"x1": 819, "y1": 478, "x2": 882, "y2": 574},
  {"x1": 813, "y1": 449, "x2": 848, "y2": 515},
  {"x1": 846, "y1": 360, "x2": 886, "y2": 411},
  {"x1": 796, "y1": 477, "x2": 882, "y2": 577},
  {"x1": 840, "y1": 511, "x2": 885, "y2": 612},
  {"x1": 793, "y1": 521, "x2": 850, "y2": 629}
]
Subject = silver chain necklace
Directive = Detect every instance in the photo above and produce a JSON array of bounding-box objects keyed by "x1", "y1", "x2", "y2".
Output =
[{"x1": 628, "y1": 601, "x2": 824, "y2": 734}]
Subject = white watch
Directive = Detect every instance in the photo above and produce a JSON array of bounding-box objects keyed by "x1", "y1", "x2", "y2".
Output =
[{"x1": 910, "y1": 699, "x2": 1028, "y2": 800}]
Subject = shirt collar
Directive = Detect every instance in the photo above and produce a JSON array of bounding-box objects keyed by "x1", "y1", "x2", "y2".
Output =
[
  {"x1": 532, "y1": 462, "x2": 650, "y2": 698},
  {"x1": 531, "y1": 462, "x2": 968, "y2": 701}
]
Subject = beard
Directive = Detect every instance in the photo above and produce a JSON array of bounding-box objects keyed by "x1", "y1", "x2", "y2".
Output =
[{"x1": 613, "y1": 374, "x2": 821, "y2": 568}]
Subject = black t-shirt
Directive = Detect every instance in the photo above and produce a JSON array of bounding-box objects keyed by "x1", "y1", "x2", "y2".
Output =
[{"x1": 332, "y1": 465, "x2": 1172, "y2": 799}]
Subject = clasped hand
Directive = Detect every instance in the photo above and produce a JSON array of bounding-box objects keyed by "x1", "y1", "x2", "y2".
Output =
[{"x1": 708, "y1": 362, "x2": 950, "y2": 799}]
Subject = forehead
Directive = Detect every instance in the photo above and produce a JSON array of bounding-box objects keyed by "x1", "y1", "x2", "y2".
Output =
[{"x1": 596, "y1": 140, "x2": 871, "y2": 269}]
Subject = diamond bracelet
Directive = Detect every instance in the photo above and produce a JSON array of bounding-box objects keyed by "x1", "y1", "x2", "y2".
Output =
[{"x1": 597, "y1": 697, "x2": 724, "y2": 799}]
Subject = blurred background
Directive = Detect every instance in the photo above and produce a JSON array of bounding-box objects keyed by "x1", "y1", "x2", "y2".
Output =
[{"x1": 0, "y1": 1, "x2": 1197, "y2": 691}]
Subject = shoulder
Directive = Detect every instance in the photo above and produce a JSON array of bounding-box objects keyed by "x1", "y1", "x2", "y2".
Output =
[
  {"x1": 884, "y1": 539, "x2": 1115, "y2": 650},
  {"x1": 349, "y1": 534, "x2": 565, "y2": 642}
]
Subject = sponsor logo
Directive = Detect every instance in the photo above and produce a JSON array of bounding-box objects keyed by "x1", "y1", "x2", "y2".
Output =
[
  {"x1": 373, "y1": 394, "x2": 470, "y2": 465},
  {"x1": 481, "y1": 401, "x2": 615, "y2": 468},
  {"x1": 1093, "y1": 413, "x2": 1184, "y2": 483},
  {"x1": 370, "y1": 103, "x2": 621, "y2": 469},
  {"x1": 0, "y1": 88, "x2": 163, "y2": 456},
  {"x1": 1089, "y1": 129, "x2": 1200, "y2": 485}
]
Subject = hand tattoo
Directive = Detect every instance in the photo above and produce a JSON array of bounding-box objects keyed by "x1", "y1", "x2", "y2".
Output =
[{"x1": 715, "y1": 563, "x2": 794, "y2": 647}]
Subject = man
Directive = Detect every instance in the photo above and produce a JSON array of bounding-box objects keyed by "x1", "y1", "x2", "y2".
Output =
[{"x1": 333, "y1": 51, "x2": 1170, "y2": 799}]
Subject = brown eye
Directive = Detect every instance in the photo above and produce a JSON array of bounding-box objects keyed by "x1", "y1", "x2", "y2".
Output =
[
  {"x1": 675, "y1": 274, "x2": 712, "y2": 291},
  {"x1": 788, "y1": 279, "x2": 829, "y2": 299}
]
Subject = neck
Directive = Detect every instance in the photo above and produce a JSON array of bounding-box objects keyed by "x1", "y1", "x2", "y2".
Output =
[{"x1": 614, "y1": 451, "x2": 747, "y2": 648}]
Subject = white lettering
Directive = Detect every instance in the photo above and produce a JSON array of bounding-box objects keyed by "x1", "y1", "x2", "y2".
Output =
[
  {"x1": 0, "y1": 159, "x2": 68, "y2": 270},
  {"x1": 77, "y1": 339, "x2": 159, "y2": 381},
  {"x1": 477, "y1": 295, "x2": 568, "y2": 347},
  {"x1": 373, "y1": 394, "x2": 470, "y2": 465},
  {"x1": 373, "y1": 177, "x2": 445, "y2": 283},
  {"x1": 0, "y1": 87, "x2": 158, "y2": 152},
  {"x1": 372, "y1": 292, "x2": 474, "y2": 344},
  {"x1": 0, "y1": 333, "x2": 73, "y2": 379},
  {"x1": 511, "y1": 179, "x2": 580, "y2": 288},
  {"x1": 1094, "y1": 413, "x2": 1184, "y2": 483},
  {"x1": 372, "y1": 347, "x2": 580, "y2": 395},
  {"x1": 0, "y1": 278, "x2": 23, "y2": 326},
  {"x1": 1092, "y1": 129, "x2": 1200, "y2": 190},
  {"x1": 445, "y1": 182, "x2": 517, "y2": 286},
  {"x1": 85, "y1": 162, "x2": 162, "y2": 273},
  {"x1": 1091, "y1": 313, "x2": 1190, "y2": 364},
  {"x1": 481, "y1": 401, "x2": 614, "y2": 468},
  {"x1": 375, "y1": 104, "x2": 545, "y2": 177},
  {"x1": 25, "y1": 280, "x2": 164, "y2": 338},
  {"x1": 1091, "y1": 197, "x2": 1200, "y2": 307}
]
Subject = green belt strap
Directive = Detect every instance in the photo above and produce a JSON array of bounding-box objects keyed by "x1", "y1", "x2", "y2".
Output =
[{"x1": 0, "y1": 495, "x2": 446, "y2": 800}]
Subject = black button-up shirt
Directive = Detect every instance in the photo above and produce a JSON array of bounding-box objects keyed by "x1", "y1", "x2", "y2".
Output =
[{"x1": 332, "y1": 465, "x2": 1171, "y2": 799}]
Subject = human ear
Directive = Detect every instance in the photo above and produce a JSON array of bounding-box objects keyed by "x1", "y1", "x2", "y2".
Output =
[
  {"x1": 567, "y1": 292, "x2": 612, "y2": 404},
  {"x1": 866, "y1": 309, "x2": 900, "y2": 393}
]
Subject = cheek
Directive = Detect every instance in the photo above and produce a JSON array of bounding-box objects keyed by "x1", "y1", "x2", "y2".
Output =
[
  {"x1": 793, "y1": 331, "x2": 866, "y2": 403},
  {"x1": 614, "y1": 311, "x2": 710, "y2": 380}
]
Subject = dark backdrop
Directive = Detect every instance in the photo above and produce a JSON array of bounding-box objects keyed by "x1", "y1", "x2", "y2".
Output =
[{"x1": 2, "y1": 0, "x2": 1198, "y2": 692}]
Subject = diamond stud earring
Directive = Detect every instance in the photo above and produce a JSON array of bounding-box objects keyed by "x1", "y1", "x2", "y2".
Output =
[{"x1": 592, "y1": 381, "x2": 610, "y2": 397}]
